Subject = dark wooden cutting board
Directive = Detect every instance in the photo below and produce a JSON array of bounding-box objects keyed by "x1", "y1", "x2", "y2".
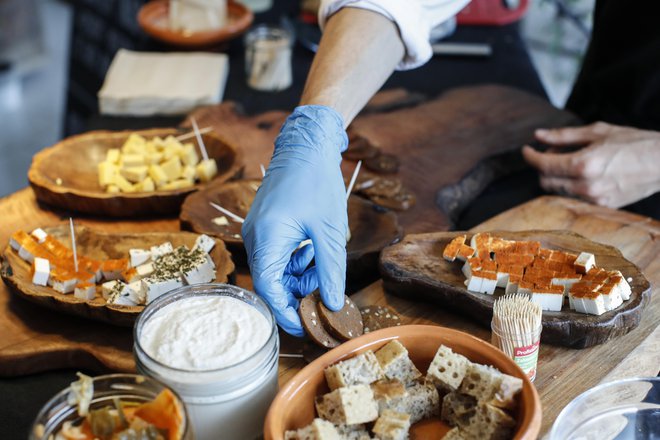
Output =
[
  {"x1": 182, "y1": 85, "x2": 579, "y2": 233},
  {"x1": 379, "y1": 230, "x2": 651, "y2": 348}
]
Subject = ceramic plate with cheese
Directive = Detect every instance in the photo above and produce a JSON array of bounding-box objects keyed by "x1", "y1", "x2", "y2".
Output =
[
  {"x1": 1, "y1": 226, "x2": 235, "y2": 327},
  {"x1": 28, "y1": 128, "x2": 243, "y2": 218}
]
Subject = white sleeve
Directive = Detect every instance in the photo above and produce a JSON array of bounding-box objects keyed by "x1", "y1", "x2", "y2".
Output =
[{"x1": 318, "y1": 0, "x2": 471, "y2": 70}]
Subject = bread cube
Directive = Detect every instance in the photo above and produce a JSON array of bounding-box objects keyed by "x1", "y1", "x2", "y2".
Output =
[
  {"x1": 371, "y1": 379, "x2": 407, "y2": 414},
  {"x1": 324, "y1": 350, "x2": 384, "y2": 390},
  {"x1": 335, "y1": 425, "x2": 371, "y2": 440},
  {"x1": 459, "y1": 364, "x2": 522, "y2": 410},
  {"x1": 374, "y1": 340, "x2": 422, "y2": 385},
  {"x1": 441, "y1": 392, "x2": 477, "y2": 428},
  {"x1": 394, "y1": 382, "x2": 439, "y2": 424},
  {"x1": 372, "y1": 410, "x2": 411, "y2": 440},
  {"x1": 315, "y1": 384, "x2": 378, "y2": 425},
  {"x1": 426, "y1": 345, "x2": 470, "y2": 391},
  {"x1": 462, "y1": 404, "x2": 516, "y2": 440},
  {"x1": 284, "y1": 418, "x2": 341, "y2": 440}
]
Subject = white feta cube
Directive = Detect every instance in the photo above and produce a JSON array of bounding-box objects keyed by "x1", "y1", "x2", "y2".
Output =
[
  {"x1": 505, "y1": 278, "x2": 520, "y2": 295},
  {"x1": 136, "y1": 262, "x2": 155, "y2": 278},
  {"x1": 581, "y1": 295, "x2": 606, "y2": 315},
  {"x1": 142, "y1": 276, "x2": 183, "y2": 304},
  {"x1": 461, "y1": 260, "x2": 473, "y2": 279},
  {"x1": 129, "y1": 248, "x2": 151, "y2": 267},
  {"x1": 150, "y1": 242, "x2": 174, "y2": 260},
  {"x1": 193, "y1": 234, "x2": 216, "y2": 254},
  {"x1": 30, "y1": 228, "x2": 48, "y2": 244},
  {"x1": 496, "y1": 271, "x2": 510, "y2": 289},
  {"x1": 32, "y1": 258, "x2": 50, "y2": 286},
  {"x1": 479, "y1": 274, "x2": 498, "y2": 295},
  {"x1": 52, "y1": 277, "x2": 77, "y2": 294},
  {"x1": 465, "y1": 274, "x2": 483, "y2": 293},
  {"x1": 212, "y1": 216, "x2": 229, "y2": 226},
  {"x1": 18, "y1": 245, "x2": 36, "y2": 264},
  {"x1": 530, "y1": 292, "x2": 563, "y2": 312},
  {"x1": 74, "y1": 284, "x2": 96, "y2": 300},
  {"x1": 128, "y1": 280, "x2": 147, "y2": 305},
  {"x1": 101, "y1": 280, "x2": 120, "y2": 300},
  {"x1": 574, "y1": 252, "x2": 595, "y2": 274},
  {"x1": 106, "y1": 281, "x2": 138, "y2": 306},
  {"x1": 182, "y1": 254, "x2": 216, "y2": 285},
  {"x1": 611, "y1": 271, "x2": 631, "y2": 300}
]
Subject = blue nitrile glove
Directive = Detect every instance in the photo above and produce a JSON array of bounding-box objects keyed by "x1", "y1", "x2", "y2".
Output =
[{"x1": 242, "y1": 105, "x2": 349, "y2": 337}]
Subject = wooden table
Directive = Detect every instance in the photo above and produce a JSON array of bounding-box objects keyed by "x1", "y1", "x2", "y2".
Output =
[{"x1": 1, "y1": 189, "x2": 658, "y2": 437}]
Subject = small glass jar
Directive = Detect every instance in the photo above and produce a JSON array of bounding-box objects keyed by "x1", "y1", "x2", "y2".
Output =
[
  {"x1": 134, "y1": 283, "x2": 279, "y2": 440},
  {"x1": 491, "y1": 320, "x2": 542, "y2": 382},
  {"x1": 30, "y1": 374, "x2": 191, "y2": 440},
  {"x1": 244, "y1": 25, "x2": 293, "y2": 91},
  {"x1": 550, "y1": 377, "x2": 660, "y2": 440}
]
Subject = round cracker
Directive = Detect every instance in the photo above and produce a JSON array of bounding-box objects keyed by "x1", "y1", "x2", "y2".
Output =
[
  {"x1": 317, "y1": 295, "x2": 364, "y2": 341},
  {"x1": 299, "y1": 293, "x2": 341, "y2": 349}
]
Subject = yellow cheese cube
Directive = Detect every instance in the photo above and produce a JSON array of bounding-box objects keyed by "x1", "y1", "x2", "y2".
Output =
[
  {"x1": 137, "y1": 177, "x2": 155, "y2": 192},
  {"x1": 160, "y1": 178, "x2": 194, "y2": 191},
  {"x1": 160, "y1": 157, "x2": 182, "y2": 182},
  {"x1": 106, "y1": 148, "x2": 120, "y2": 164},
  {"x1": 179, "y1": 143, "x2": 199, "y2": 166},
  {"x1": 121, "y1": 166, "x2": 148, "y2": 183},
  {"x1": 144, "y1": 152, "x2": 164, "y2": 165},
  {"x1": 195, "y1": 159, "x2": 218, "y2": 183},
  {"x1": 148, "y1": 164, "x2": 168, "y2": 187},
  {"x1": 182, "y1": 165, "x2": 196, "y2": 181},
  {"x1": 115, "y1": 174, "x2": 136, "y2": 193},
  {"x1": 121, "y1": 154, "x2": 145, "y2": 167},
  {"x1": 144, "y1": 141, "x2": 157, "y2": 154},
  {"x1": 152, "y1": 136, "x2": 166, "y2": 150},
  {"x1": 107, "y1": 185, "x2": 120, "y2": 194},
  {"x1": 122, "y1": 134, "x2": 146, "y2": 153},
  {"x1": 98, "y1": 162, "x2": 118, "y2": 187}
]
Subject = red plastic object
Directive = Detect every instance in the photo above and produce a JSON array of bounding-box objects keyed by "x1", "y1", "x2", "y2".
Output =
[{"x1": 456, "y1": 0, "x2": 529, "y2": 26}]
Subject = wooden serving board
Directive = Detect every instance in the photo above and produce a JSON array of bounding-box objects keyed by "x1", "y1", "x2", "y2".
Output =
[
  {"x1": 28, "y1": 128, "x2": 243, "y2": 217},
  {"x1": 379, "y1": 230, "x2": 651, "y2": 348},
  {"x1": 179, "y1": 179, "x2": 402, "y2": 284},
  {"x1": 181, "y1": 85, "x2": 578, "y2": 232},
  {"x1": 1, "y1": 226, "x2": 235, "y2": 327}
]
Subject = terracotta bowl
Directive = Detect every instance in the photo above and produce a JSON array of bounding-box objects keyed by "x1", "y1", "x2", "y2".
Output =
[
  {"x1": 138, "y1": 0, "x2": 253, "y2": 48},
  {"x1": 264, "y1": 325, "x2": 541, "y2": 440}
]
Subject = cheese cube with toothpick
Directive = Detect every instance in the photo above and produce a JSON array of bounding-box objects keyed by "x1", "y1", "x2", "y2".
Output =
[{"x1": 195, "y1": 159, "x2": 217, "y2": 183}]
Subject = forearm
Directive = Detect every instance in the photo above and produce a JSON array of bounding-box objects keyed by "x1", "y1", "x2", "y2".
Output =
[{"x1": 300, "y1": 7, "x2": 404, "y2": 127}]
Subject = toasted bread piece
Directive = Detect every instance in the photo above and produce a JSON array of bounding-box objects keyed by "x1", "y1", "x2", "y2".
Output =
[
  {"x1": 426, "y1": 345, "x2": 470, "y2": 391},
  {"x1": 372, "y1": 410, "x2": 411, "y2": 440},
  {"x1": 459, "y1": 364, "x2": 522, "y2": 410},
  {"x1": 315, "y1": 385, "x2": 378, "y2": 425},
  {"x1": 441, "y1": 391, "x2": 478, "y2": 428},
  {"x1": 284, "y1": 418, "x2": 342, "y2": 440},
  {"x1": 462, "y1": 404, "x2": 516, "y2": 440},
  {"x1": 371, "y1": 379, "x2": 407, "y2": 413},
  {"x1": 324, "y1": 350, "x2": 384, "y2": 390},
  {"x1": 374, "y1": 340, "x2": 422, "y2": 385}
]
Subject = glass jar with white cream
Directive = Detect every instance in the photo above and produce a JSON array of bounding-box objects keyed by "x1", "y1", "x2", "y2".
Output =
[{"x1": 134, "y1": 283, "x2": 280, "y2": 440}]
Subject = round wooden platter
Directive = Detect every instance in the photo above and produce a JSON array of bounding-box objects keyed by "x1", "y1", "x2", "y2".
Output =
[
  {"x1": 379, "y1": 230, "x2": 651, "y2": 349},
  {"x1": 28, "y1": 128, "x2": 243, "y2": 218},
  {"x1": 0, "y1": 225, "x2": 235, "y2": 327},
  {"x1": 180, "y1": 179, "x2": 403, "y2": 282}
]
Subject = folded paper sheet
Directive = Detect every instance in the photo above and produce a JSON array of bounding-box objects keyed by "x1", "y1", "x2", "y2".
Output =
[{"x1": 98, "y1": 49, "x2": 229, "y2": 116}]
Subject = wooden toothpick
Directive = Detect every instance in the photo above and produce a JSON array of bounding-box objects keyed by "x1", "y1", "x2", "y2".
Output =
[
  {"x1": 69, "y1": 217, "x2": 78, "y2": 272},
  {"x1": 176, "y1": 126, "x2": 212, "y2": 141},
  {"x1": 345, "y1": 160, "x2": 362, "y2": 200},
  {"x1": 191, "y1": 117, "x2": 209, "y2": 162},
  {"x1": 260, "y1": 164, "x2": 266, "y2": 178},
  {"x1": 209, "y1": 202, "x2": 245, "y2": 224}
]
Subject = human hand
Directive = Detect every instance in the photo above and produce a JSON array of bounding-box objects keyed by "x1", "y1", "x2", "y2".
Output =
[
  {"x1": 242, "y1": 105, "x2": 348, "y2": 336},
  {"x1": 522, "y1": 122, "x2": 660, "y2": 208}
]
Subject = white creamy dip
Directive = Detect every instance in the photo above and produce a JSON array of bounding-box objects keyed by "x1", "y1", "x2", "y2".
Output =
[{"x1": 139, "y1": 296, "x2": 271, "y2": 370}]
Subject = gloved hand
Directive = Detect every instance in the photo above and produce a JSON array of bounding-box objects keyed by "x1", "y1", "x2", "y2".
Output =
[{"x1": 242, "y1": 105, "x2": 349, "y2": 337}]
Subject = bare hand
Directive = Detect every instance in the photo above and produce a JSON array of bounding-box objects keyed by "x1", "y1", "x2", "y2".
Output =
[{"x1": 522, "y1": 122, "x2": 660, "y2": 208}]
